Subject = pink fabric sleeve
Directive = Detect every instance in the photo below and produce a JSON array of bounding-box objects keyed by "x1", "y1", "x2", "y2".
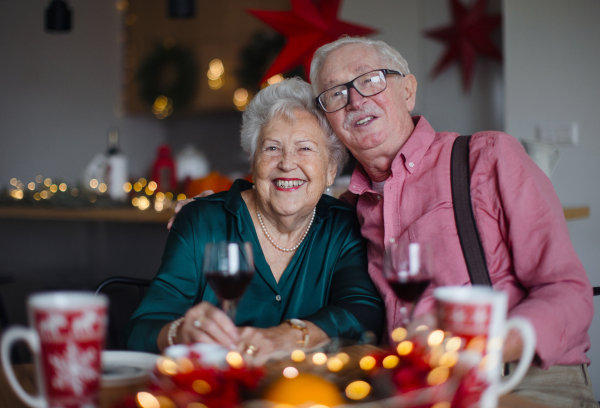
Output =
[{"x1": 481, "y1": 133, "x2": 592, "y2": 368}]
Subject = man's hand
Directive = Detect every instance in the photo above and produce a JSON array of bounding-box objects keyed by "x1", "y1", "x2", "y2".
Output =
[
  {"x1": 167, "y1": 190, "x2": 214, "y2": 230},
  {"x1": 502, "y1": 328, "x2": 524, "y2": 363}
]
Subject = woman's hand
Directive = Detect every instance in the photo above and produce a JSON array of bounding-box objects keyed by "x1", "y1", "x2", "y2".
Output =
[
  {"x1": 237, "y1": 321, "x2": 329, "y2": 366},
  {"x1": 158, "y1": 302, "x2": 238, "y2": 351}
]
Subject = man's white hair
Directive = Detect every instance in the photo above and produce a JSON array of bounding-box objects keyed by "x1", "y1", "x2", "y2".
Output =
[{"x1": 310, "y1": 36, "x2": 410, "y2": 95}]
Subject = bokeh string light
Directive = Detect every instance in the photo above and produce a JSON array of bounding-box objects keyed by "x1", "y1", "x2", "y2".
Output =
[
  {"x1": 207, "y1": 59, "x2": 224, "y2": 90},
  {"x1": 3, "y1": 175, "x2": 181, "y2": 213}
]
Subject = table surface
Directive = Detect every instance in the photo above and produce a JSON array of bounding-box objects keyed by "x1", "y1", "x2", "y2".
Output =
[{"x1": 0, "y1": 362, "x2": 552, "y2": 408}]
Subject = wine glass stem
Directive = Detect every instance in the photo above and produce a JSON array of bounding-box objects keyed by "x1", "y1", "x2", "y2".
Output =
[
  {"x1": 400, "y1": 301, "x2": 415, "y2": 326},
  {"x1": 223, "y1": 300, "x2": 237, "y2": 322}
]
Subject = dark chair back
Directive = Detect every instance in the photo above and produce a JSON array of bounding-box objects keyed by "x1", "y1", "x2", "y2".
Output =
[
  {"x1": 94, "y1": 277, "x2": 151, "y2": 350},
  {"x1": 0, "y1": 276, "x2": 14, "y2": 331}
]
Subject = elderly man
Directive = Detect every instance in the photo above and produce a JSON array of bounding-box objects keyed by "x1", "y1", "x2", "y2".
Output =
[{"x1": 309, "y1": 37, "x2": 595, "y2": 407}]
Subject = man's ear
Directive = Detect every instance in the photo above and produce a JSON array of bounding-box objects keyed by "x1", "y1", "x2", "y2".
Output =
[{"x1": 404, "y1": 74, "x2": 417, "y2": 112}]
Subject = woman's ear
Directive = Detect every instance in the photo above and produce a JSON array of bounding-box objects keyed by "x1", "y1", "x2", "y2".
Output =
[{"x1": 326, "y1": 161, "x2": 337, "y2": 188}]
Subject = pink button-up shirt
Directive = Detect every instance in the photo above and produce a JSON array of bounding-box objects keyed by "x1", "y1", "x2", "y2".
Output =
[{"x1": 345, "y1": 116, "x2": 592, "y2": 368}]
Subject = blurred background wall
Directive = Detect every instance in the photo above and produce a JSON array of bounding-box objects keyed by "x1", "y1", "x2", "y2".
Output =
[
  {"x1": 503, "y1": 0, "x2": 600, "y2": 391},
  {"x1": 0, "y1": 0, "x2": 599, "y2": 395},
  {"x1": 0, "y1": 0, "x2": 166, "y2": 186}
]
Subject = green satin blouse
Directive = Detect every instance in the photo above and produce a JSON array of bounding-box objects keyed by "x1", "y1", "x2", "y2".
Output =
[{"x1": 122, "y1": 179, "x2": 384, "y2": 353}]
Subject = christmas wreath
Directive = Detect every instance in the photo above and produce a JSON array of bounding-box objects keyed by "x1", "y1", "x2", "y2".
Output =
[{"x1": 137, "y1": 45, "x2": 198, "y2": 111}]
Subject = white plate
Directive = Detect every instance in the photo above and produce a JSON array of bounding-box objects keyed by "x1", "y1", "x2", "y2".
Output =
[{"x1": 101, "y1": 350, "x2": 159, "y2": 387}]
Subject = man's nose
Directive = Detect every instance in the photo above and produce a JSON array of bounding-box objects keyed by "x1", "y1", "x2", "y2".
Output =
[{"x1": 346, "y1": 87, "x2": 367, "y2": 110}]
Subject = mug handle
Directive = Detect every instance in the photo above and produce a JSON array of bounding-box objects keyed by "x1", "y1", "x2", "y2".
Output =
[
  {"x1": 497, "y1": 317, "x2": 537, "y2": 395},
  {"x1": 1, "y1": 327, "x2": 46, "y2": 408}
]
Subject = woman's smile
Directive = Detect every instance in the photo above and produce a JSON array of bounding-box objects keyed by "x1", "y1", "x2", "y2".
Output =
[{"x1": 272, "y1": 178, "x2": 306, "y2": 191}]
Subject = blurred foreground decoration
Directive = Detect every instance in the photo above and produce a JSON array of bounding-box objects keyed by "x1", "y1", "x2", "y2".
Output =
[
  {"x1": 247, "y1": 0, "x2": 378, "y2": 85},
  {"x1": 122, "y1": 0, "x2": 289, "y2": 114},
  {"x1": 424, "y1": 0, "x2": 502, "y2": 92},
  {"x1": 109, "y1": 328, "x2": 489, "y2": 408}
]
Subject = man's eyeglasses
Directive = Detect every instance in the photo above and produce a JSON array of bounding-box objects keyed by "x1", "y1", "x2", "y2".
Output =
[{"x1": 315, "y1": 69, "x2": 404, "y2": 113}]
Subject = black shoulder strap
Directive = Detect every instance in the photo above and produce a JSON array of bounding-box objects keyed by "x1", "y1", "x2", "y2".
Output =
[{"x1": 451, "y1": 135, "x2": 492, "y2": 286}]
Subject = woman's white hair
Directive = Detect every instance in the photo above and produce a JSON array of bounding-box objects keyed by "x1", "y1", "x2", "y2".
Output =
[
  {"x1": 310, "y1": 36, "x2": 410, "y2": 94},
  {"x1": 240, "y1": 77, "x2": 348, "y2": 174}
]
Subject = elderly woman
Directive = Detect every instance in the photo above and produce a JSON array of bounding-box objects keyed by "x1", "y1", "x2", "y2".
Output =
[{"x1": 123, "y1": 78, "x2": 384, "y2": 361}]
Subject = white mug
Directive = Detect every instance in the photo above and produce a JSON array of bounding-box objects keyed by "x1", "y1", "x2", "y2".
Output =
[
  {"x1": 1, "y1": 292, "x2": 108, "y2": 408},
  {"x1": 434, "y1": 286, "x2": 536, "y2": 408},
  {"x1": 521, "y1": 140, "x2": 560, "y2": 180}
]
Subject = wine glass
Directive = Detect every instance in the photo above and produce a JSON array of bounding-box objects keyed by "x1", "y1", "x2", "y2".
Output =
[
  {"x1": 383, "y1": 242, "x2": 432, "y2": 328},
  {"x1": 203, "y1": 242, "x2": 255, "y2": 322}
]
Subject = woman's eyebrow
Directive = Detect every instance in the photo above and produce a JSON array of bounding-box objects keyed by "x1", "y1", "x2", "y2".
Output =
[{"x1": 296, "y1": 139, "x2": 317, "y2": 145}]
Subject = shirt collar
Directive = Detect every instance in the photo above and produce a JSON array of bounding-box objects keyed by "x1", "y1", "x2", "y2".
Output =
[
  {"x1": 394, "y1": 115, "x2": 437, "y2": 175},
  {"x1": 221, "y1": 178, "x2": 253, "y2": 214},
  {"x1": 348, "y1": 115, "x2": 437, "y2": 195}
]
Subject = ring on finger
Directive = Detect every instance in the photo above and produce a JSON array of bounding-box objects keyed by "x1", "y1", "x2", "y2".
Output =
[
  {"x1": 193, "y1": 319, "x2": 202, "y2": 329},
  {"x1": 245, "y1": 344, "x2": 258, "y2": 356}
]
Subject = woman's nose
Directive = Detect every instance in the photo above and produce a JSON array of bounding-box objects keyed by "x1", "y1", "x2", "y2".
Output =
[{"x1": 278, "y1": 150, "x2": 297, "y2": 171}]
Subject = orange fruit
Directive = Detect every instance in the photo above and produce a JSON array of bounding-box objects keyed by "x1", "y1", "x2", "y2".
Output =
[{"x1": 263, "y1": 373, "x2": 343, "y2": 406}]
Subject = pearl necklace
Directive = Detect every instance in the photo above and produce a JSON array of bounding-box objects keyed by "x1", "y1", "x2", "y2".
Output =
[{"x1": 256, "y1": 208, "x2": 316, "y2": 252}]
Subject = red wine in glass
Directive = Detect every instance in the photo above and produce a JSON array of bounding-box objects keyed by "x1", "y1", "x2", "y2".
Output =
[
  {"x1": 203, "y1": 242, "x2": 255, "y2": 321},
  {"x1": 387, "y1": 278, "x2": 431, "y2": 303},
  {"x1": 205, "y1": 270, "x2": 254, "y2": 300},
  {"x1": 384, "y1": 242, "x2": 432, "y2": 327}
]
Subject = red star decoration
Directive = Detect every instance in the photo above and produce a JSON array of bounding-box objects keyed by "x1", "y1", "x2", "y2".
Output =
[
  {"x1": 247, "y1": 0, "x2": 377, "y2": 85},
  {"x1": 424, "y1": 0, "x2": 502, "y2": 92}
]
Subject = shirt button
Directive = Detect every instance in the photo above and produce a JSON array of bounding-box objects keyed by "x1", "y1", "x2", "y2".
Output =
[
  {"x1": 389, "y1": 238, "x2": 395, "y2": 243},
  {"x1": 409, "y1": 162, "x2": 415, "y2": 168},
  {"x1": 377, "y1": 195, "x2": 382, "y2": 200},
  {"x1": 275, "y1": 295, "x2": 281, "y2": 302}
]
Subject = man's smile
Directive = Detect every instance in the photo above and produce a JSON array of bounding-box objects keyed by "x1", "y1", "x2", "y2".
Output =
[{"x1": 356, "y1": 116, "x2": 375, "y2": 126}]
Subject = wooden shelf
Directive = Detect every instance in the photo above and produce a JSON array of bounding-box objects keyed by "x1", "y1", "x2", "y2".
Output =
[
  {"x1": 0, "y1": 207, "x2": 173, "y2": 224},
  {"x1": 0, "y1": 205, "x2": 589, "y2": 224},
  {"x1": 564, "y1": 206, "x2": 590, "y2": 221}
]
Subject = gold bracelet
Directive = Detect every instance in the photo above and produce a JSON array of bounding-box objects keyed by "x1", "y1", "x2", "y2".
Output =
[
  {"x1": 167, "y1": 317, "x2": 185, "y2": 346},
  {"x1": 286, "y1": 318, "x2": 309, "y2": 349}
]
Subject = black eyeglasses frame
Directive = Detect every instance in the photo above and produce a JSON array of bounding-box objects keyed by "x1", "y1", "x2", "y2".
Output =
[{"x1": 315, "y1": 69, "x2": 405, "y2": 113}]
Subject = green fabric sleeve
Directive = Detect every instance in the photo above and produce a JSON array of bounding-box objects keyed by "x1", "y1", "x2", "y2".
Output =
[
  {"x1": 121, "y1": 204, "x2": 205, "y2": 353},
  {"x1": 301, "y1": 211, "x2": 384, "y2": 342}
]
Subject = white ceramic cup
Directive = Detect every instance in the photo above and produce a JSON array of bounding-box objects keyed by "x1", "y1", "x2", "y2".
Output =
[
  {"x1": 434, "y1": 286, "x2": 536, "y2": 408},
  {"x1": 521, "y1": 140, "x2": 560, "y2": 180},
  {"x1": 1, "y1": 292, "x2": 108, "y2": 408}
]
